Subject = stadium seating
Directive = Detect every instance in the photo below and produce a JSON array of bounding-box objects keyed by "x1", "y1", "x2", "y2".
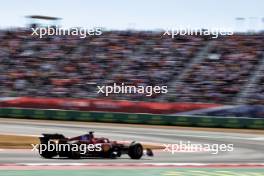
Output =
[
  {"x1": 176, "y1": 35, "x2": 264, "y2": 104},
  {"x1": 0, "y1": 29, "x2": 263, "y2": 105}
]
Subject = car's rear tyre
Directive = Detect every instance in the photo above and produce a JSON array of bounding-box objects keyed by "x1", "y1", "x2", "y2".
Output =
[
  {"x1": 39, "y1": 141, "x2": 57, "y2": 159},
  {"x1": 128, "y1": 143, "x2": 143, "y2": 159},
  {"x1": 68, "y1": 144, "x2": 81, "y2": 159},
  {"x1": 69, "y1": 150, "x2": 81, "y2": 159},
  {"x1": 57, "y1": 140, "x2": 69, "y2": 158}
]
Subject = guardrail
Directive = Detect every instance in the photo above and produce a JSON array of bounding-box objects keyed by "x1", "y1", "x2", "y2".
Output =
[{"x1": 0, "y1": 108, "x2": 263, "y2": 129}]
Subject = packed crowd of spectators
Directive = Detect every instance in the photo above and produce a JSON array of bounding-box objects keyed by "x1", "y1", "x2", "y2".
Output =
[
  {"x1": 0, "y1": 28, "x2": 204, "y2": 100},
  {"x1": 0, "y1": 28, "x2": 263, "y2": 104},
  {"x1": 246, "y1": 68, "x2": 264, "y2": 104},
  {"x1": 175, "y1": 35, "x2": 264, "y2": 104}
]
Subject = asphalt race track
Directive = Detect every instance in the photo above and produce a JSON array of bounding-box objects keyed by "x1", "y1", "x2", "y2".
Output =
[{"x1": 0, "y1": 118, "x2": 263, "y2": 164}]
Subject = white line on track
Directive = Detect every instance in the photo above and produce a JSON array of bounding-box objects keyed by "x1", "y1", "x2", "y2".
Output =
[
  {"x1": 12, "y1": 163, "x2": 264, "y2": 167},
  {"x1": 252, "y1": 137, "x2": 264, "y2": 141}
]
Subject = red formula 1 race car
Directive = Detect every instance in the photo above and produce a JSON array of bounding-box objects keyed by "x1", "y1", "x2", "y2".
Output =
[{"x1": 38, "y1": 131, "x2": 153, "y2": 159}]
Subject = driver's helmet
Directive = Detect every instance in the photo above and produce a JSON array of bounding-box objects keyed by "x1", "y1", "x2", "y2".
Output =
[{"x1": 89, "y1": 131, "x2": 94, "y2": 139}]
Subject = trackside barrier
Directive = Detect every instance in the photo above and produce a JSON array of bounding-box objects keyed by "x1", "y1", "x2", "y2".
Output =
[{"x1": 0, "y1": 108, "x2": 263, "y2": 129}]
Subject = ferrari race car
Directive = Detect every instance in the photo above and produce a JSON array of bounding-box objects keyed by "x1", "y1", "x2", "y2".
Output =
[{"x1": 38, "y1": 131, "x2": 153, "y2": 159}]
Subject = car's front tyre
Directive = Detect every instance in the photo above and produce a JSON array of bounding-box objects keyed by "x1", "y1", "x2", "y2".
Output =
[{"x1": 128, "y1": 143, "x2": 143, "y2": 159}]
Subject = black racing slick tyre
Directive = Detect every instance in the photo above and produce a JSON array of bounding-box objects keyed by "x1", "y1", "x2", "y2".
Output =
[
  {"x1": 39, "y1": 141, "x2": 57, "y2": 159},
  {"x1": 128, "y1": 143, "x2": 143, "y2": 159},
  {"x1": 68, "y1": 144, "x2": 81, "y2": 159}
]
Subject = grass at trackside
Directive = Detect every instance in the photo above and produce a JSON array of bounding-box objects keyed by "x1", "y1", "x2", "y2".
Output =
[{"x1": 1, "y1": 168, "x2": 264, "y2": 176}]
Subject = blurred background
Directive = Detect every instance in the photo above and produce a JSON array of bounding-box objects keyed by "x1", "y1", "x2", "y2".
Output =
[
  {"x1": 0, "y1": 1, "x2": 264, "y2": 175},
  {"x1": 0, "y1": 0, "x2": 264, "y2": 118}
]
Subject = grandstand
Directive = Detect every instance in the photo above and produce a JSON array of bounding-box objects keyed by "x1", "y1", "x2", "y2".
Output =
[{"x1": 0, "y1": 28, "x2": 263, "y2": 105}]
